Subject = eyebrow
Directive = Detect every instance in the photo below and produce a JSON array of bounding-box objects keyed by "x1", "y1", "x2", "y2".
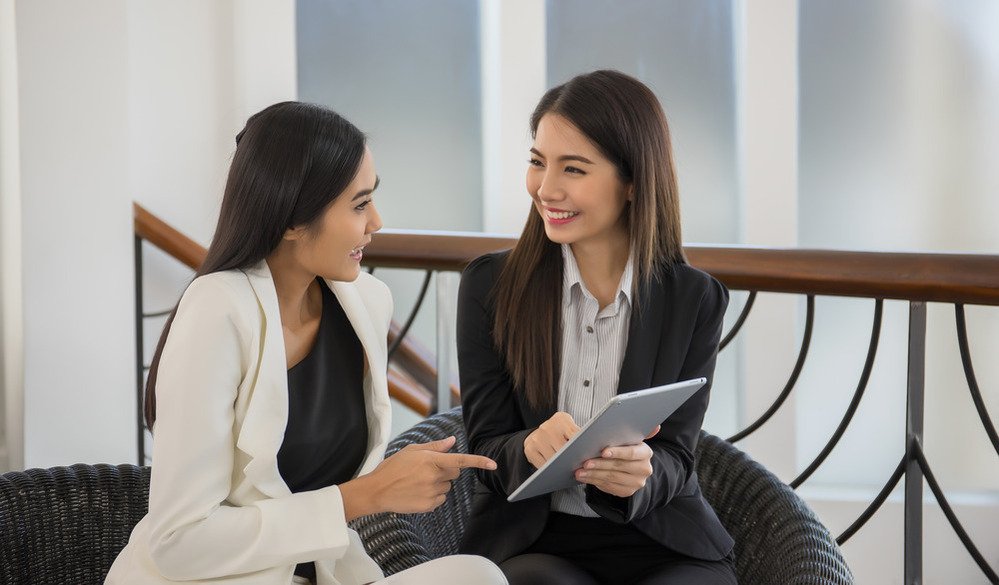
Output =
[
  {"x1": 352, "y1": 175, "x2": 380, "y2": 201},
  {"x1": 529, "y1": 147, "x2": 594, "y2": 165}
]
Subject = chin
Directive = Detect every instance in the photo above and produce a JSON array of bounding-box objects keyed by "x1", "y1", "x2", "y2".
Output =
[
  {"x1": 543, "y1": 227, "x2": 575, "y2": 245},
  {"x1": 326, "y1": 265, "x2": 361, "y2": 283}
]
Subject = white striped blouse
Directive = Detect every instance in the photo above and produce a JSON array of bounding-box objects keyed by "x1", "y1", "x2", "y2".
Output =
[{"x1": 552, "y1": 243, "x2": 634, "y2": 517}]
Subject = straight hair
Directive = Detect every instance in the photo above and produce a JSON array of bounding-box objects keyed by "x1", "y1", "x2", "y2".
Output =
[
  {"x1": 143, "y1": 102, "x2": 366, "y2": 429},
  {"x1": 492, "y1": 70, "x2": 686, "y2": 410}
]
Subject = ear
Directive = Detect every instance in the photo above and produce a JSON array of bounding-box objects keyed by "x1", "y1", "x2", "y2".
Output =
[
  {"x1": 625, "y1": 182, "x2": 634, "y2": 202},
  {"x1": 283, "y1": 224, "x2": 308, "y2": 241}
]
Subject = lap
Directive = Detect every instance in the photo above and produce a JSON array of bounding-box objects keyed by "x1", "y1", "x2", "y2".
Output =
[
  {"x1": 632, "y1": 556, "x2": 738, "y2": 585},
  {"x1": 500, "y1": 512, "x2": 736, "y2": 585},
  {"x1": 501, "y1": 553, "x2": 598, "y2": 585}
]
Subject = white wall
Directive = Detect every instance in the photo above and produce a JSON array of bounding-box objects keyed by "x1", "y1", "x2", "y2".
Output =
[
  {"x1": 1, "y1": 0, "x2": 25, "y2": 471},
  {"x1": 4, "y1": 0, "x2": 296, "y2": 469},
  {"x1": 15, "y1": 0, "x2": 135, "y2": 468}
]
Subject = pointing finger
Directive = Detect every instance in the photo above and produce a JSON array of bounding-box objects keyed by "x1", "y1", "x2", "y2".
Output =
[{"x1": 436, "y1": 453, "x2": 497, "y2": 470}]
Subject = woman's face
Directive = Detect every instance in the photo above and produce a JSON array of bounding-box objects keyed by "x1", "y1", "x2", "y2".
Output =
[
  {"x1": 287, "y1": 147, "x2": 382, "y2": 282},
  {"x1": 526, "y1": 113, "x2": 632, "y2": 251}
]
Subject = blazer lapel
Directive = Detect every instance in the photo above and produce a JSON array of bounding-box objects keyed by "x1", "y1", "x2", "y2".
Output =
[
  {"x1": 328, "y1": 278, "x2": 392, "y2": 476},
  {"x1": 236, "y1": 261, "x2": 294, "y2": 499},
  {"x1": 618, "y1": 273, "x2": 667, "y2": 394}
]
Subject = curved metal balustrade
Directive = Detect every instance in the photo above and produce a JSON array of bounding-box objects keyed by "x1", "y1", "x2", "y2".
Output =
[{"x1": 134, "y1": 206, "x2": 999, "y2": 584}]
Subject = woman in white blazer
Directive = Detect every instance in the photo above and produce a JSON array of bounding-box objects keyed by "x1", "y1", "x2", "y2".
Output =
[{"x1": 105, "y1": 102, "x2": 506, "y2": 585}]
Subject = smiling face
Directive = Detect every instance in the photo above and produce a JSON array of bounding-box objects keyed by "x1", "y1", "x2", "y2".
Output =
[
  {"x1": 526, "y1": 113, "x2": 632, "y2": 253},
  {"x1": 284, "y1": 147, "x2": 382, "y2": 282}
]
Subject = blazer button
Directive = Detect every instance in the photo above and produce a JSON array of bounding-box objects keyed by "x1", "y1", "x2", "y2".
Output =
[{"x1": 583, "y1": 380, "x2": 591, "y2": 387}]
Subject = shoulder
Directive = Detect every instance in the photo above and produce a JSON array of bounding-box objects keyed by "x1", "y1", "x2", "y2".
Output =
[
  {"x1": 461, "y1": 249, "x2": 511, "y2": 285},
  {"x1": 179, "y1": 270, "x2": 256, "y2": 320},
  {"x1": 656, "y1": 262, "x2": 729, "y2": 311},
  {"x1": 168, "y1": 270, "x2": 258, "y2": 349},
  {"x1": 458, "y1": 250, "x2": 512, "y2": 305}
]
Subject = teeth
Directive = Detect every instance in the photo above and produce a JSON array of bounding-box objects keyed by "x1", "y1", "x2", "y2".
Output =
[
  {"x1": 547, "y1": 210, "x2": 579, "y2": 220},
  {"x1": 351, "y1": 246, "x2": 365, "y2": 254}
]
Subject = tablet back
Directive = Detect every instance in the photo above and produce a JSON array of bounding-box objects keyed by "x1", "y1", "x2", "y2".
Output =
[{"x1": 507, "y1": 377, "x2": 707, "y2": 502}]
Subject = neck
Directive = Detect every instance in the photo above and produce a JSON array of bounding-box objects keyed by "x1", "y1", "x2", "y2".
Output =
[
  {"x1": 266, "y1": 249, "x2": 321, "y2": 329},
  {"x1": 569, "y1": 230, "x2": 630, "y2": 308},
  {"x1": 570, "y1": 231, "x2": 630, "y2": 282}
]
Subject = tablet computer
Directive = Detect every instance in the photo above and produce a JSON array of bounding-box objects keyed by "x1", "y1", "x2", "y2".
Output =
[{"x1": 507, "y1": 377, "x2": 707, "y2": 502}]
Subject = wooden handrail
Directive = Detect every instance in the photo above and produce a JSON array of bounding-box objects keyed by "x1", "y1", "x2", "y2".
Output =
[
  {"x1": 365, "y1": 231, "x2": 999, "y2": 306},
  {"x1": 388, "y1": 321, "x2": 461, "y2": 409},
  {"x1": 135, "y1": 199, "x2": 999, "y2": 420},
  {"x1": 133, "y1": 203, "x2": 205, "y2": 271},
  {"x1": 133, "y1": 202, "x2": 440, "y2": 414}
]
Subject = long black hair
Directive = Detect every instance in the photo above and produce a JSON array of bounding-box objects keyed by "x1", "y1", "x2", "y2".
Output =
[
  {"x1": 492, "y1": 70, "x2": 685, "y2": 410},
  {"x1": 144, "y1": 102, "x2": 367, "y2": 429}
]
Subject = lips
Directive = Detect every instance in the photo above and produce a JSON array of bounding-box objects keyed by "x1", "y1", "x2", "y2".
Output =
[
  {"x1": 544, "y1": 207, "x2": 580, "y2": 225},
  {"x1": 350, "y1": 240, "x2": 369, "y2": 261}
]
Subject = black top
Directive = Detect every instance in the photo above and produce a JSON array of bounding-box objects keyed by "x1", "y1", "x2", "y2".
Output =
[{"x1": 278, "y1": 280, "x2": 367, "y2": 578}]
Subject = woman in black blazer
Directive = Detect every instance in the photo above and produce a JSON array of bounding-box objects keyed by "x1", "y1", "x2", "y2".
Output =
[{"x1": 456, "y1": 70, "x2": 737, "y2": 585}]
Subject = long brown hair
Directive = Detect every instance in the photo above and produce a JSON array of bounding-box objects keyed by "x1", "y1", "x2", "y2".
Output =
[
  {"x1": 492, "y1": 70, "x2": 686, "y2": 410},
  {"x1": 143, "y1": 102, "x2": 367, "y2": 429}
]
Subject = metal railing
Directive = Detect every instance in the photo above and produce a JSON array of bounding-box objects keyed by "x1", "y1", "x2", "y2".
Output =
[
  {"x1": 362, "y1": 231, "x2": 999, "y2": 584},
  {"x1": 134, "y1": 207, "x2": 999, "y2": 584}
]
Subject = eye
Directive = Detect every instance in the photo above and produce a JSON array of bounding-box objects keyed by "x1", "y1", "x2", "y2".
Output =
[
  {"x1": 565, "y1": 166, "x2": 585, "y2": 175},
  {"x1": 527, "y1": 158, "x2": 544, "y2": 168},
  {"x1": 354, "y1": 198, "x2": 372, "y2": 211}
]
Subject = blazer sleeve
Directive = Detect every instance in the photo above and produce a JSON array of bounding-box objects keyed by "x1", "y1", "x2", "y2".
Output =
[
  {"x1": 587, "y1": 270, "x2": 729, "y2": 523},
  {"x1": 456, "y1": 254, "x2": 540, "y2": 494},
  {"x1": 144, "y1": 276, "x2": 354, "y2": 581}
]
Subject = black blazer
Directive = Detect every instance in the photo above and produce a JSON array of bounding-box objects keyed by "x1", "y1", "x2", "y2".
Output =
[{"x1": 456, "y1": 250, "x2": 735, "y2": 564}]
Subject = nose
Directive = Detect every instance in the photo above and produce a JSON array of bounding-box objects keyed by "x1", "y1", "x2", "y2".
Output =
[
  {"x1": 368, "y1": 203, "x2": 383, "y2": 234},
  {"x1": 531, "y1": 168, "x2": 563, "y2": 203}
]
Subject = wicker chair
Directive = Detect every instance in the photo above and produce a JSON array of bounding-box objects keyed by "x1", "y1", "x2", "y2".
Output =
[
  {"x1": 0, "y1": 463, "x2": 150, "y2": 585},
  {"x1": 0, "y1": 409, "x2": 853, "y2": 585},
  {"x1": 350, "y1": 407, "x2": 855, "y2": 585}
]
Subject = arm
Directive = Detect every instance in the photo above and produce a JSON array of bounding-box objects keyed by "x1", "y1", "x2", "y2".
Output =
[
  {"x1": 147, "y1": 274, "x2": 494, "y2": 580},
  {"x1": 145, "y1": 276, "x2": 355, "y2": 580},
  {"x1": 456, "y1": 254, "x2": 540, "y2": 495},
  {"x1": 586, "y1": 272, "x2": 729, "y2": 522}
]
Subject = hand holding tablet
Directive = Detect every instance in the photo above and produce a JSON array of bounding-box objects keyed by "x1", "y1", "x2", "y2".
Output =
[{"x1": 507, "y1": 377, "x2": 707, "y2": 502}]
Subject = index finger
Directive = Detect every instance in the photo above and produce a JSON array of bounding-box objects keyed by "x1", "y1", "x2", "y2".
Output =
[{"x1": 437, "y1": 452, "x2": 498, "y2": 471}]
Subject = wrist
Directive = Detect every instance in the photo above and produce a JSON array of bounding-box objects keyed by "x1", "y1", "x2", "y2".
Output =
[{"x1": 340, "y1": 475, "x2": 379, "y2": 521}]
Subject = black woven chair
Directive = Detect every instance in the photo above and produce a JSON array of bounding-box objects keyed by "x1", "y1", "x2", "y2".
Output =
[
  {"x1": 348, "y1": 407, "x2": 475, "y2": 574},
  {"x1": 695, "y1": 432, "x2": 854, "y2": 584},
  {"x1": 350, "y1": 407, "x2": 855, "y2": 584},
  {"x1": 0, "y1": 410, "x2": 854, "y2": 585},
  {"x1": 0, "y1": 463, "x2": 150, "y2": 585}
]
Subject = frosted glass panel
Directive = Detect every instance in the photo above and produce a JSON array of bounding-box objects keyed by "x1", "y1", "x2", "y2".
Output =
[
  {"x1": 546, "y1": 0, "x2": 739, "y2": 246},
  {"x1": 297, "y1": 0, "x2": 482, "y2": 231},
  {"x1": 798, "y1": 0, "x2": 999, "y2": 490}
]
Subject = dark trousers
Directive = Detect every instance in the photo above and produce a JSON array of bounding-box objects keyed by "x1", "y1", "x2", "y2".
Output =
[{"x1": 500, "y1": 512, "x2": 737, "y2": 585}]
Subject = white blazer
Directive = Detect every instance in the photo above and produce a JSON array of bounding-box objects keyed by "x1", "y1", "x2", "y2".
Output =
[{"x1": 105, "y1": 261, "x2": 394, "y2": 585}]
